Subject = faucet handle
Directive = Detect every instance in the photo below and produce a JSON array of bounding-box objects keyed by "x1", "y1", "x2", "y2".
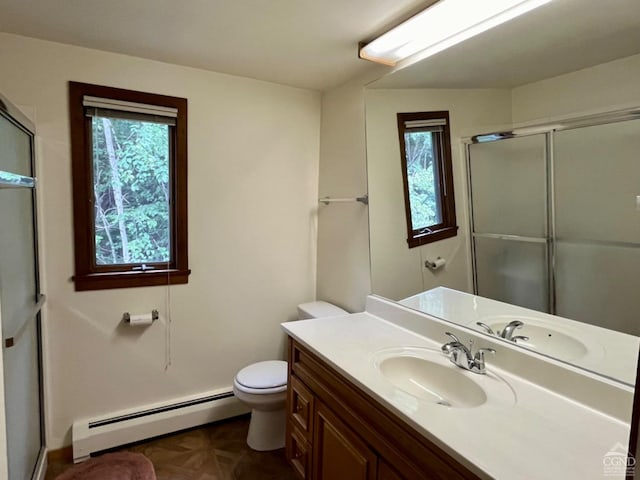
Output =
[
  {"x1": 442, "y1": 332, "x2": 459, "y2": 353},
  {"x1": 511, "y1": 335, "x2": 530, "y2": 343},
  {"x1": 444, "y1": 332, "x2": 460, "y2": 343},
  {"x1": 475, "y1": 347, "x2": 496, "y2": 357},
  {"x1": 476, "y1": 322, "x2": 495, "y2": 335},
  {"x1": 473, "y1": 347, "x2": 496, "y2": 373}
]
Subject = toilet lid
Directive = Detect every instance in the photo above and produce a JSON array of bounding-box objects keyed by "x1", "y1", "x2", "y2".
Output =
[{"x1": 236, "y1": 360, "x2": 287, "y2": 389}]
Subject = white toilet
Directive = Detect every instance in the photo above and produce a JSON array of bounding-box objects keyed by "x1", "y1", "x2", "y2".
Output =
[{"x1": 232, "y1": 301, "x2": 348, "y2": 451}]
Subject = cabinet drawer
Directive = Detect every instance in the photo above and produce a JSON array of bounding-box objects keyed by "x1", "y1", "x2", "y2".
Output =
[
  {"x1": 289, "y1": 375, "x2": 314, "y2": 438},
  {"x1": 286, "y1": 423, "x2": 311, "y2": 480}
]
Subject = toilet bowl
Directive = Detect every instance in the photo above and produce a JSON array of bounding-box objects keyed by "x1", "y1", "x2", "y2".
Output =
[
  {"x1": 233, "y1": 360, "x2": 288, "y2": 451},
  {"x1": 233, "y1": 301, "x2": 348, "y2": 451}
]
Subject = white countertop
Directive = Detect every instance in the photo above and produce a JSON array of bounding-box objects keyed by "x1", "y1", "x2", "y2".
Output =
[{"x1": 282, "y1": 312, "x2": 631, "y2": 480}]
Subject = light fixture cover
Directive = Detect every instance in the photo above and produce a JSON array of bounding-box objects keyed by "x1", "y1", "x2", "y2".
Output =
[{"x1": 360, "y1": 0, "x2": 553, "y2": 67}]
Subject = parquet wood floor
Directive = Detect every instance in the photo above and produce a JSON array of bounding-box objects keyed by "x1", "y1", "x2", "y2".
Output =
[{"x1": 46, "y1": 415, "x2": 296, "y2": 480}]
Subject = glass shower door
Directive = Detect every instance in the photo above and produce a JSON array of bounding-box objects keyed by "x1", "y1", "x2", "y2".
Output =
[
  {"x1": 468, "y1": 134, "x2": 549, "y2": 312},
  {"x1": 0, "y1": 102, "x2": 44, "y2": 479},
  {"x1": 554, "y1": 119, "x2": 640, "y2": 335}
]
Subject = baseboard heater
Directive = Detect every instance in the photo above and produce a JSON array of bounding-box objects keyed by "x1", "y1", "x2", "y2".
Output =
[{"x1": 72, "y1": 387, "x2": 248, "y2": 463}]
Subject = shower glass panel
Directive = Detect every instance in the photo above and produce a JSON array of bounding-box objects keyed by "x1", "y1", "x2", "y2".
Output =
[
  {"x1": 555, "y1": 120, "x2": 640, "y2": 244},
  {"x1": 555, "y1": 242, "x2": 640, "y2": 335},
  {"x1": 0, "y1": 107, "x2": 44, "y2": 479},
  {"x1": 469, "y1": 134, "x2": 549, "y2": 311},
  {"x1": 554, "y1": 119, "x2": 640, "y2": 334},
  {"x1": 474, "y1": 236, "x2": 548, "y2": 312},
  {"x1": 0, "y1": 118, "x2": 37, "y2": 337},
  {"x1": 0, "y1": 114, "x2": 32, "y2": 178},
  {"x1": 469, "y1": 135, "x2": 547, "y2": 237}
]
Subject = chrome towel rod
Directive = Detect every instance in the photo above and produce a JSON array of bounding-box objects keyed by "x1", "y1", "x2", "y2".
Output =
[{"x1": 319, "y1": 194, "x2": 368, "y2": 205}]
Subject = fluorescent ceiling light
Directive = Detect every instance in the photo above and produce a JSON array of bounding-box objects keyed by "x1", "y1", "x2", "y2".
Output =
[{"x1": 360, "y1": 0, "x2": 553, "y2": 67}]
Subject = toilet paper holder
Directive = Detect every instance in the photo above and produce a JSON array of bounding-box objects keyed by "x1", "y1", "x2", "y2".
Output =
[
  {"x1": 123, "y1": 309, "x2": 159, "y2": 323},
  {"x1": 425, "y1": 257, "x2": 446, "y2": 271}
]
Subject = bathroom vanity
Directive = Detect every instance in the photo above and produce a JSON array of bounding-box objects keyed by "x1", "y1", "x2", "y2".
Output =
[
  {"x1": 285, "y1": 339, "x2": 478, "y2": 480},
  {"x1": 282, "y1": 296, "x2": 633, "y2": 479}
]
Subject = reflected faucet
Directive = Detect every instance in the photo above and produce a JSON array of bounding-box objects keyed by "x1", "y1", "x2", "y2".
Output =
[
  {"x1": 441, "y1": 332, "x2": 495, "y2": 374},
  {"x1": 501, "y1": 321, "x2": 524, "y2": 340},
  {"x1": 477, "y1": 320, "x2": 530, "y2": 343}
]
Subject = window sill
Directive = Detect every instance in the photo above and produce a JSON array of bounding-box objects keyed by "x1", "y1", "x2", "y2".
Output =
[
  {"x1": 407, "y1": 226, "x2": 458, "y2": 248},
  {"x1": 73, "y1": 268, "x2": 191, "y2": 291}
]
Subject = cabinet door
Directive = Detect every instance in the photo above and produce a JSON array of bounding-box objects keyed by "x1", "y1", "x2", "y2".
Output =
[{"x1": 313, "y1": 401, "x2": 377, "y2": 480}]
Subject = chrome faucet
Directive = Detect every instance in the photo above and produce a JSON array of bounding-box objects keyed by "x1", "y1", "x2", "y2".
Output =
[
  {"x1": 476, "y1": 320, "x2": 529, "y2": 343},
  {"x1": 441, "y1": 332, "x2": 495, "y2": 374},
  {"x1": 501, "y1": 320, "x2": 524, "y2": 340}
]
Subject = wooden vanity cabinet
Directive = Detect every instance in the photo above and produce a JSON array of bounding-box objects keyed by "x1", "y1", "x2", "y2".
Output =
[{"x1": 285, "y1": 338, "x2": 481, "y2": 480}]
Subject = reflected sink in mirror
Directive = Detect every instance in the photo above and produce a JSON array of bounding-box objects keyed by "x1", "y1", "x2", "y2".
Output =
[
  {"x1": 399, "y1": 288, "x2": 636, "y2": 384},
  {"x1": 372, "y1": 347, "x2": 516, "y2": 409},
  {"x1": 479, "y1": 315, "x2": 602, "y2": 362}
]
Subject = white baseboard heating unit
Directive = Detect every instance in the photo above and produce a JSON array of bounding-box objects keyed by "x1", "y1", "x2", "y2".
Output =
[{"x1": 72, "y1": 388, "x2": 248, "y2": 463}]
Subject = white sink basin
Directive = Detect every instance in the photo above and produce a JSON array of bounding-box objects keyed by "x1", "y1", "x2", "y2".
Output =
[
  {"x1": 480, "y1": 315, "x2": 601, "y2": 362},
  {"x1": 372, "y1": 347, "x2": 515, "y2": 409}
]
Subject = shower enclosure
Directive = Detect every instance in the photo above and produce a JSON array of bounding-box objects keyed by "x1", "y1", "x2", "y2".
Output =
[
  {"x1": 0, "y1": 93, "x2": 46, "y2": 479},
  {"x1": 466, "y1": 109, "x2": 640, "y2": 336}
]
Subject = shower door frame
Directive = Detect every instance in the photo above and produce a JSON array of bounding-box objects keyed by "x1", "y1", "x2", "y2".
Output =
[
  {"x1": 0, "y1": 91, "x2": 47, "y2": 480},
  {"x1": 464, "y1": 107, "x2": 640, "y2": 316}
]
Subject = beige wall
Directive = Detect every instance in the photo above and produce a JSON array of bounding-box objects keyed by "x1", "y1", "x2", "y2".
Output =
[
  {"x1": 365, "y1": 88, "x2": 512, "y2": 301},
  {"x1": 512, "y1": 53, "x2": 640, "y2": 123},
  {"x1": 315, "y1": 75, "x2": 377, "y2": 313},
  {"x1": 0, "y1": 33, "x2": 321, "y2": 448}
]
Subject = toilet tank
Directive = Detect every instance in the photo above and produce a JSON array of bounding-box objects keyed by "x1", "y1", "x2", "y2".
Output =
[{"x1": 297, "y1": 301, "x2": 348, "y2": 319}]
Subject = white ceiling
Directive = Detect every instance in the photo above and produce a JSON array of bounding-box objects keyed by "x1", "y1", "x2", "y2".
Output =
[
  {"x1": 371, "y1": 0, "x2": 640, "y2": 89},
  {"x1": 2, "y1": 1, "x2": 639, "y2": 92},
  {"x1": 0, "y1": 0, "x2": 428, "y2": 91}
]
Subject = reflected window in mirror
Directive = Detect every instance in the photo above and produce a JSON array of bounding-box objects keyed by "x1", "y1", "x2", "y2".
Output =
[{"x1": 397, "y1": 111, "x2": 457, "y2": 248}]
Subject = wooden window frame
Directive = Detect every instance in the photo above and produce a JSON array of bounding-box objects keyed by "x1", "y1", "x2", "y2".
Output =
[
  {"x1": 397, "y1": 111, "x2": 458, "y2": 248},
  {"x1": 69, "y1": 81, "x2": 190, "y2": 291}
]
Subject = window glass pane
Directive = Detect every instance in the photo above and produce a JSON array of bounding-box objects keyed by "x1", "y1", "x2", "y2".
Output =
[
  {"x1": 91, "y1": 116, "x2": 170, "y2": 265},
  {"x1": 404, "y1": 130, "x2": 442, "y2": 230}
]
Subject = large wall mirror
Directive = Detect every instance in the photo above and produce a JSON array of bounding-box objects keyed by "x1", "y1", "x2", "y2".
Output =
[{"x1": 365, "y1": 0, "x2": 640, "y2": 386}]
